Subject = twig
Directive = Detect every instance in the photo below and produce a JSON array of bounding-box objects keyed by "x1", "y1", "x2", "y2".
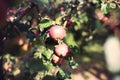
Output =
[{"x1": 14, "y1": 3, "x2": 35, "y2": 24}]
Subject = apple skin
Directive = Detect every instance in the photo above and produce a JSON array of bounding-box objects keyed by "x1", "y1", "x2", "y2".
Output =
[
  {"x1": 49, "y1": 25, "x2": 66, "y2": 40},
  {"x1": 66, "y1": 19, "x2": 72, "y2": 27},
  {"x1": 51, "y1": 54, "x2": 64, "y2": 64},
  {"x1": 54, "y1": 44, "x2": 70, "y2": 57},
  {"x1": 101, "y1": 16, "x2": 108, "y2": 23}
]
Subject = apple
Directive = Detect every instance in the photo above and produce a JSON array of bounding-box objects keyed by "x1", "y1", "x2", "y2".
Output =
[
  {"x1": 54, "y1": 44, "x2": 70, "y2": 57},
  {"x1": 66, "y1": 19, "x2": 72, "y2": 27},
  {"x1": 49, "y1": 25, "x2": 66, "y2": 40},
  {"x1": 102, "y1": 16, "x2": 108, "y2": 23},
  {"x1": 58, "y1": 6, "x2": 65, "y2": 11},
  {"x1": 51, "y1": 54, "x2": 64, "y2": 64}
]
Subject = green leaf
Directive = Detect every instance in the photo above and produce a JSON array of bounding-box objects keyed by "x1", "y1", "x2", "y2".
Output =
[
  {"x1": 33, "y1": 46, "x2": 46, "y2": 58},
  {"x1": 32, "y1": 0, "x2": 49, "y2": 7},
  {"x1": 101, "y1": 0, "x2": 106, "y2": 3},
  {"x1": 42, "y1": 75, "x2": 58, "y2": 80},
  {"x1": 56, "y1": 69, "x2": 71, "y2": 80},
  {"x1": 28, "y1": 59, "x2": 48, "y2": 71},
  {"x1": 65, "y1": 33, "x2": 78, "y2": 46},
  {"x1": 67, "y1": 56, "x2": 78, "y2": 69},
  {"x1": 42, "y1": 49, "x2": 53, "y2": 60},
  {"x1": 69, "y1": 60, "x2": 78, "y2": 69},
  {"x1": 109, "y1": 2, "x2": 117, "y2": 9},
  {"x1": 101, "y1": 3, "x2": 110, "y2": 14},
  {"x1": 39, "y1": 19, "x2": 51, "y2": 28},
  {"x1": 43, "y1": 61, "x2": 53, "y2": 70}
]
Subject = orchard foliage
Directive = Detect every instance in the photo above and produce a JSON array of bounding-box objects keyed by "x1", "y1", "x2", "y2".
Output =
[{"x1": 0, "y1": 0, "x2": 120, "y2": 80}]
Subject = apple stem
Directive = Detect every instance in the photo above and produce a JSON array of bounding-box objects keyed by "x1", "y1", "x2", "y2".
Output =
[{"x1": 57, "y1": 39, "x2": 63, "y2": 44}]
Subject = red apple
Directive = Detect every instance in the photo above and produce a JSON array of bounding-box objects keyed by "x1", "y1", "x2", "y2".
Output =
[
  {"x1": 66, "y1": 19, "x2": 72, "y2": 27},
  {"x1": 58, "y1": 6, "x2": 65, "y2": 11},
  {"x1": 51, "y1": 54, "x2": 64, "y2": 64},
  {"x1": 54, "y1": 44, "x2": 70, "y2": 57},
  {"x1": 49, "y1": 25, "x2": 66, "y2": 40},
  {"x1": 102, "y1": 16, "x2": 108, "y2": 23}
]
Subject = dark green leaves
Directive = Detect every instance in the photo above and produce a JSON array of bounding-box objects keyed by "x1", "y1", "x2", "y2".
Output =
[
  {"x1": 101, "y1": 2, "x2": 117, "y2": 14},
  {"x1": 69, "y1": 60, "x2": 78, "y2": 69},
  {"x1": 42, "y1": 49, "x2": 53, "y2": 60},
  {"x1": 109, "y1": 2, "x2": 117, "y2": 9},
  {"x1": 56, "y1": 69, "x2": 71, "y2": 80},
  {"x1": 68, "y1": 56, "x2": 78, "y2": 69},
  {"x1": 28, "y1": 59, "x2": 47, "y2": 71},
  {"x1": 39, "y1": 19, "x2": 51, "y2": 28}
]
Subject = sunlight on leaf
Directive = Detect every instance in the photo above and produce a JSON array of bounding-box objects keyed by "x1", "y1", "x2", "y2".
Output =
[
  {"x1": 39, "y1": 19, "x2": 51, "y2": 28},
  {"x1": 65, "y1": 33, "x2": 78, "y2": 46}
]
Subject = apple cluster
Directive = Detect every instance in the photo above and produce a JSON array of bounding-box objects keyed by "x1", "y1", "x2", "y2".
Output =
[{"x1": 48, "y1": 25, "x2": 70, "y2": 64}]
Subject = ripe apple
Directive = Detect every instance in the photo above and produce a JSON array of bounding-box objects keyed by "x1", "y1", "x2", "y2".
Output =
[
  {"x1": 51, "y1": 54, "x2": 64, "y2": 64},
  {"x1": 54, "y1": 44, "x2": 70, "y2": 57},
  {"x1": 58, "y1": 6, "x2": 65, "y2": 11},
  {"x1": 49, "y1": 25, "x2": 66, "y2": 40},
  {"x1": 66, "y1": 19, "x2": 72, "y2": 27},
  {"x1": 102, "y1": 16, "x2": 108, "y2": 23}
]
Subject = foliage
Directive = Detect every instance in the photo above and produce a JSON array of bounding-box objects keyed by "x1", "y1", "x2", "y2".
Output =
[{"x1": 0, "y1": 0, "x2": 120, "y2": 80}]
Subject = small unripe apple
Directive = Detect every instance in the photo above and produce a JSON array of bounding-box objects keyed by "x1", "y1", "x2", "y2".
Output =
[
  {"x1": 54, "y1": 44, "x2": 70, "y2": 57},
  {"x1": 66, "y1": 19, "x2": 72, "y2": 27},
  {"x1": 49, "y1": 25, "x2": 66, "y2": 40},
  {"x1": 51, "y1": 54, "x2": 64, "y2": 64}
]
